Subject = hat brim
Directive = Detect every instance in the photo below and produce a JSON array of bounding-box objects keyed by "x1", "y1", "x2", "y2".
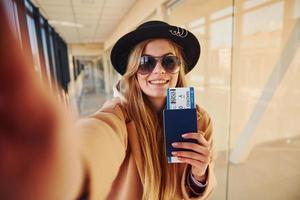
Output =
[{"x1": 111, "y1": 25, "x2": 200, "y2": 75}]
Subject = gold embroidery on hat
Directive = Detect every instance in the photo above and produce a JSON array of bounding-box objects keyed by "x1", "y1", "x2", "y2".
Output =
[{"x1": 169, "y1": 27, "x2": 188, "y2": 38}]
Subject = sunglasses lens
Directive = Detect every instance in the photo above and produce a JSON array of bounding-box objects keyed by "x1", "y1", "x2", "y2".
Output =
[
  {"x1": 138, "y1": 55, "x2": 180, "y2": 74},
  {"x1": 138, "y1": 56, "x2": 156, "y2": 74},
  {"x1": 162, "y1": 56, "x2": 180, "y2": 73}
]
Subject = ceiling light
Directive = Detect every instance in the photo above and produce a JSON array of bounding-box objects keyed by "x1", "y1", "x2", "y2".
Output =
[{"x1": 49, "y1": 20, "x2": 84, "y2": 28}]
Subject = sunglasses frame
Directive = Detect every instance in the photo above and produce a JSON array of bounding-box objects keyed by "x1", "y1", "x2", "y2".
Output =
[{"x1": 137, "y1": 54, "x2": 181, "y2": 75}]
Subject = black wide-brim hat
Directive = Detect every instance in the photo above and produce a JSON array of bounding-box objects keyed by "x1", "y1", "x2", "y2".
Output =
[{"x1": 110, "y1": 20, "x2": 200, "y2": 75}]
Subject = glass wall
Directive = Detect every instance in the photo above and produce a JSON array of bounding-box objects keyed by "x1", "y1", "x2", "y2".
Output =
[
  {"x1": 25, "y1": 1, "x2": 42, "y2": 75},
  {"x1": 167, "y1": 0, "x2": 300, "y2": 199},
  {"x1": 228, "y1": 0, "x2": 300, "y2": 199},
  {"x1": 9, "y1": 0, "x2": 72, "y2": 93},
  {"x1": 40, "y1": 16, "x2": 53, "y2": 89}
]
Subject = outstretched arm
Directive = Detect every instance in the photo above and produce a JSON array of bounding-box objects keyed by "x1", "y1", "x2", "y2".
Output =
[
  {"x1": 0, "y1": 4, "x2": 128, "y2": 199},
  {"x1": 0, "y1": 4, "x2": 83, "y2": 200}
]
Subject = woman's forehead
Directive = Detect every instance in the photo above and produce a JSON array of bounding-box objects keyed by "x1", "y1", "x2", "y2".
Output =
[{"x1": 143, "y1": 39, "x2": 176, "y2": 55}]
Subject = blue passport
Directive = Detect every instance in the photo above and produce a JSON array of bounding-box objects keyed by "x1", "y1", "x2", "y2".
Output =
[{"x1": 163, "y1": 108, "x2": 198, "y2": 163}]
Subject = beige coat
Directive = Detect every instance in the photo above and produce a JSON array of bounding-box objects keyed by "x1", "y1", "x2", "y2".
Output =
[{"x1": 77, "y1": 98, "x2": 216, "y2": 200}]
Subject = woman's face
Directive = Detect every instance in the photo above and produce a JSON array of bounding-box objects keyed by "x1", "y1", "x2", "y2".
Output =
[{"x1": 137, "y1": 39, "x2": 179, "y2": 100}]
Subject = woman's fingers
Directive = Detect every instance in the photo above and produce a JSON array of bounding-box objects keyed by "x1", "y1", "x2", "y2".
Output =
[
  {"x1": 182, "y1": 132, "x2": 209, "y2": 147},
  {"x1": 171, "y1": 133, "x2": 211, "y2": 178},
  {"x1": 176, "y1": 157, "x2": 204, "y2": 169},
  {"x1": 171, "y1": 141, "x2": 210, "y2": 156},
  {"x1": 172, "y1": 151, "x2": 209, "y2": 163}
]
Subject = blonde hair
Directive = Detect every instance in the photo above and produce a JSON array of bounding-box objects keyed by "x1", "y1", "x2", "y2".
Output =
[{"x1": 120, "y1": 39, "x2": 187, "y2": 200}]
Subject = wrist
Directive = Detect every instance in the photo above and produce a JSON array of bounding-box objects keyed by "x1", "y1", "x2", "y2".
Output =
[
  {"x1": 193, "y1": 173, "x2": 207, "y2": 183},
  {"x1": 192, "y1": 168, "x2": 208, "y2": 183}
]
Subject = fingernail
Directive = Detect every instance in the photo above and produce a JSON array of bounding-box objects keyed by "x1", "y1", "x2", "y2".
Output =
[
  {"x1": 171, "y1": 151, "x2": 177, "y2": 155},
  {"x1": 182, "y1": 134, "x2": 188, "y2": 138},
  {"x1": 172, "y1": 142, "x2": 178, "y2": 147}
]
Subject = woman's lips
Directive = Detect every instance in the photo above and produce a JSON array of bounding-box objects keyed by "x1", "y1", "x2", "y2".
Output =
[{"x1": 148, "y1": 79, "x2": 169, "y2": 85}]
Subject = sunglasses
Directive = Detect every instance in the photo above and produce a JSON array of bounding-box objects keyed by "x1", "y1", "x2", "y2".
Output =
[{"x1": 138, "y1": 55, "x2": 181, "y2": 75}]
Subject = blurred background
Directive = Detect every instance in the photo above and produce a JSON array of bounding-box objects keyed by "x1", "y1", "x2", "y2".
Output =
[{"x1": 2, "y1": 0, "x2": 300, "y2": 199}]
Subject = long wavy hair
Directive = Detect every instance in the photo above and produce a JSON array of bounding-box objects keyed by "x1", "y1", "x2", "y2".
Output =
[{"x1": 119, "y1": 39, "x2": 187, "y2": 200}]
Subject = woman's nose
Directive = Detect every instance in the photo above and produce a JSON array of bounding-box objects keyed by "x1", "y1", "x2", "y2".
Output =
[{"x1": 152, "y1": 61, "x2": 166, "y2": 74}]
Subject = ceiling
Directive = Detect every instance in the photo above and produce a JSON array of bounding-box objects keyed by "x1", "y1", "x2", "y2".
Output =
[{"x1": 31, "y1": 0, "x2": 137, "y2": 44}]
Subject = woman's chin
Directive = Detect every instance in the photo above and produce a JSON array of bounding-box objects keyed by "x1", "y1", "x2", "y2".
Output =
[{"x1": 146, "y1": 91, "x2": 166, "y2": 99}]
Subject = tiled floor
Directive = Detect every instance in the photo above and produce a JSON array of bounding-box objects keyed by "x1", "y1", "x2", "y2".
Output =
[{"x1": 76, "y1": 72, "x2": 300, "y2": 200}]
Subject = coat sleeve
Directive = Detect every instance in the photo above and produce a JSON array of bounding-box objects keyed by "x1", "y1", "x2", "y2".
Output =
[
  {"x1": 181, "y1": 105, "x2": 217, "y2": 200},
  {"x1": 76, "y1": 101, "x2": 128, "y2": 200}
]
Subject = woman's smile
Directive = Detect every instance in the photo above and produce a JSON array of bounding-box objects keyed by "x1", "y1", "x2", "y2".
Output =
[{"x1": 148, "y1": 78, "x2": 170, "y2": 86}]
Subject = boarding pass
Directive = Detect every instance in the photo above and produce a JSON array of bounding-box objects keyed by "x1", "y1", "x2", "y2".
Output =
[{"x1": 166, "y1": 87, "x2": 195, "y2": 110}]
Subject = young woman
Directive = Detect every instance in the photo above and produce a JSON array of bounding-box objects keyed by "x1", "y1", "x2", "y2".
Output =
[
  {"x1": 0, "y1": 12, "x2": 216, "y2": 200},
  {"x1": 77, "y1": 21, "x2": 216, "y2": 200}
]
